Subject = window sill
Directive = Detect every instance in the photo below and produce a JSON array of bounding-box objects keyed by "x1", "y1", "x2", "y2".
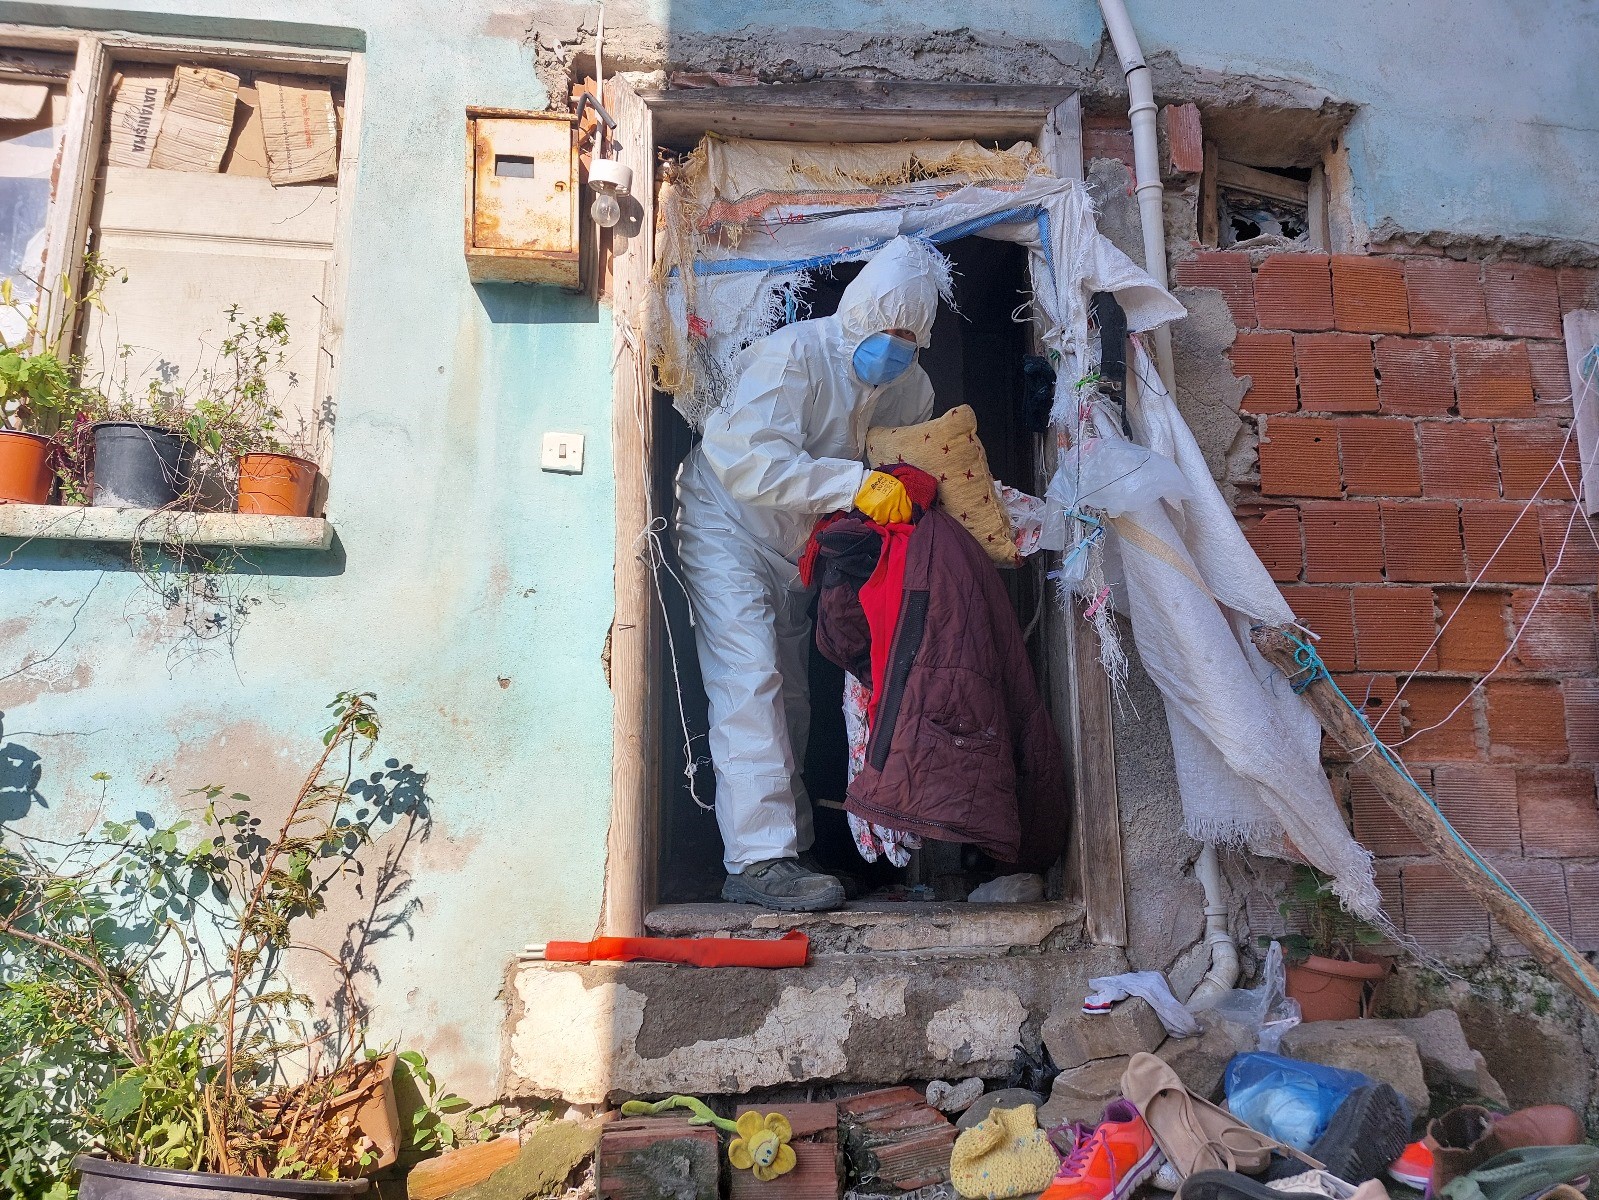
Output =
[{"x1": 0, "y1": 502, "x2": 333, "y2": 551}]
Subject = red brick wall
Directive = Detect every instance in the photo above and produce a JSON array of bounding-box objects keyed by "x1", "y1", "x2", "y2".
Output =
[{"x1": 1179, "y1": 249, "x2": 1599, "y2": 959}]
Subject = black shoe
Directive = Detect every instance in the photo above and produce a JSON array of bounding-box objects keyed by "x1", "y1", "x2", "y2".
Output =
[
  {"x1": 1264, "y1": 1083, "x2": 1410, "y2": 1186},
  {"x1": 722, "y1": 857, "x2": 846, "y2": 911}
]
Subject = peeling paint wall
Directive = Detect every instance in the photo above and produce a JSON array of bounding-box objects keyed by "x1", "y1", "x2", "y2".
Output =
[{"x1": 0, "y1": 0, "x2": 613, "y2": 1102}]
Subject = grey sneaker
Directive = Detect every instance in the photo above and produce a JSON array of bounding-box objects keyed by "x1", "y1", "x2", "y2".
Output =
[{"x1": 722, "y1": 856, "x2": 846, "y2": 911}]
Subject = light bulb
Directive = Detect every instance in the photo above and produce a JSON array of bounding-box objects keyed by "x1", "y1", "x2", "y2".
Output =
[{"x1": 590, "y1": 190, "x2": 622, "y2": 229}]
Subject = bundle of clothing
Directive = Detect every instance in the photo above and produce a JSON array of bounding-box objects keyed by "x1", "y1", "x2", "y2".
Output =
[{"x1": 800, "y1": 462, "x2": 1069, "y2": 873}]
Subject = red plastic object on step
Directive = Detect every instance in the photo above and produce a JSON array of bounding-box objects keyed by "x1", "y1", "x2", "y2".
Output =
[
  {"x1": 536, "y1": 929, "x2": 809, "y2": 968},
  {"x1": 1389, "y1": 1140, "x2": 1433, "y2": 1191}
]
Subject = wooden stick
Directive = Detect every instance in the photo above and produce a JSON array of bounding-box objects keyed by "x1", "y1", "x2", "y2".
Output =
[{"x1": 1251, "y1": 624, "x2": 1599, "y2": 1018}]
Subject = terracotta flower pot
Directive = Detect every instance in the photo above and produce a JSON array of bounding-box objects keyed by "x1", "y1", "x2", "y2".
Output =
[
  {"x1": 237, "y1": 452, "x2": 318, "y2": 517},
  {"x1": 0, "y1": 428, "x2": 53, "y2": 503},
  {"x1": 1286, "y1": 953, "x2": 1388, "y2": 1022}
]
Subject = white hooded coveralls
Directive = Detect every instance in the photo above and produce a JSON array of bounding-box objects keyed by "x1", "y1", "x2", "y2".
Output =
[{"x1": 676, "y1": 238, "x2": 944, "y2": 872}]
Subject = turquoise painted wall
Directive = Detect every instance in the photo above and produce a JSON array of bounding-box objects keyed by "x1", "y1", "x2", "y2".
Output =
[
  {"x1": 2, "y1": 0, "x2": 1595, "y2": 1102},
  {"x1": 0, "y1": 0, "x2": 614, "y2": 1100}
]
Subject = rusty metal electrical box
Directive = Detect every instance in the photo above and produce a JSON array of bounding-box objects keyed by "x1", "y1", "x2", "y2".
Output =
[{"x1": 464, "y1": 108, "x2": 579, "y2": 286}]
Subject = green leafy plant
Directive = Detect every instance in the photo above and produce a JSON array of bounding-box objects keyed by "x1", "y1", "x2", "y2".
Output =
[
  {"x1": 0, "y1": 691, "x2": 437, "y2": 1193},
  {"x1": 0, "y1": 255, "x2": 124, "y2": 503},
  {"x1": 1267, "y1": 865, "x2": 1386, "y2": 962}
]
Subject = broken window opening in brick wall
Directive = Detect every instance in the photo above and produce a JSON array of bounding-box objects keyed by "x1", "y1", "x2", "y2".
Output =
[{"x1": 1217, "y1": 163, "x2": 1313, "y2": 249}]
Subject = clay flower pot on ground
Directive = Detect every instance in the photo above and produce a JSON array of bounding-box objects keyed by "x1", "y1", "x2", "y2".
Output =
[
  {"x1": 1285, "y1": 953, "x2": 1389, "y2": 1022},
  {"x1": 237, "y1": 451, "x2": 318, "y2": 516},
  {"x1": 90, "y1": 420, "x2": 197, "y2": 509},
  {"x1": 0, "y1": 426, "x2": 54, "y2": 502}
]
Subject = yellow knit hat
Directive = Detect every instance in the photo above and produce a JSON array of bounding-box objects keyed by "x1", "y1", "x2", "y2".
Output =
[{"x1": 950, "y1": 1104, "x2": 1062, "y2": 1200}]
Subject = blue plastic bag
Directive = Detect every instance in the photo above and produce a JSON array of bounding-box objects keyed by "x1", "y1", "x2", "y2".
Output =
[{"x1": 1224, "y1": 1052, "x2": 1376, "y2": 1150}]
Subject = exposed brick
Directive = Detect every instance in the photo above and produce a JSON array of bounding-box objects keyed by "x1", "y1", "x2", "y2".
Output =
[
  {"x1": 1489, "y1": 860, "x2": 1574, "y2": 957},
  {"x1": 1332, "y1": 255, "x2": 1409, "y2": 334},
  {"x1": 1243, "y1": 506, "x2": 1303, "y2": 581},
  {"x1": 1509, "y1": 590, "x2": 1598, "y2": 674},
  {"x1": 1518, "y1": 768, "x2": 1599, "y2": 857},
  {"x1": 1461, "y1": 502, "x2": 1547, "y2": 583},
  {"x1": 1338, "y1": 418, "x2": 1420, "y2": 496},
  {"x1": 1353, "y1": 586, "x2": 1438, "y2": 672},
  {"x1": 1374, "y1": 863, "x2": 1405, "y2": 948},
  {"x1": 1256, "y1": 253, "x2": 1334, "y2": 331},
  {"x1": 1351, "y1": 771, "x2": 1426, "y2": 857},
  {"x1": 1431, "y1": 764, "x2": 1521, "y2": 853},
  {"x1": 1496, "y1": 423, "x2": 1581, "y2": 501},
  {"x1": 1332, "y1": 673, "x2": 1403, "y2": 749},
  {"x1": 1400, "y1": 861, "x2": 1490, "y2": 958},
  {"x1": 1483, "y1": 262, "x2": 1563, "y2": 339},
  {"x1": 1418, "y1": 422, "x2": 1500, "y2": 500},
  {"x1": 1565, "y1": 680, "x2": 1599, "y2": 762},
  {"x1": 1162, "y1": 102, "x2": 1204, "y2": 175},
  {"x1": 1259, "y1": 417, "x2": 1341, "y2": 498},
  {"x1": 1404, "y1": 258, "x2": 1490, "y2": 336},
  {"x1": 1527, "y1": 341, "x2": 1575, "y2": 411},
  {"x1": 1302, "y1": 501, "x2": 1384, "y2": 583},
  {"x1": 1558, "y1": 266, "x2": 1599, "y2": 316},
  {"x1": 1376, "y1": 336, "x2": 1454, "y2": 416},
  {"x1": 1402, "y1": 678, "x2": 1482, "y2": 763},
  {"x1": 1540, "y1": 505, "x2": 1599, "y2": 585},
  {"x1": 1437, "y1": 589, "x2": 1509, "y2": 674},
  {"x1": 1281, "y1": 586, "x2": 1355, "y2": 671},
  {"x1": 1455, "y1": 341, "x2": 1535, "y2": 418},
  {"x1": 1083, "y1": 118, "x2": 1135, "y2": 173},
  {"x1": 1487, "y1": 679, "x2": 1568, "y2": 763},
  {"x1": 1379, "y1": 500, "x2": 1465, "y2": 583},
  {"x1": 1566, "y1": 862, "x2": 1599, "y2": 952},
  {"x1": 1230, "y1": 331, "x2": 1296, "y2": 413},
  {"x1": 1179, "y1": 252, "x2": 1257, "y2": 327},
  {"x1": 1296, "y1": 332, "x2": 1378, "y2": 412}
]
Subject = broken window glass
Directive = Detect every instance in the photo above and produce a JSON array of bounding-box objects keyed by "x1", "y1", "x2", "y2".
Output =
[
  {"x1": 1219, "y1": 188, "x2": 1309, "y2": 247},
  {"x1": 0, "y1": 81, "x2": 66, "y2": 346}
]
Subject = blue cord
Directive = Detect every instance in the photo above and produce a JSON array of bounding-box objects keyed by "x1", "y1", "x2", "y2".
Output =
[{"x1": 1274, "y1": 628, "x2": 1599, "y2": 1002}]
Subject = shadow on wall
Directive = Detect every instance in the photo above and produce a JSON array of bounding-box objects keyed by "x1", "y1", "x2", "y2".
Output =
[
  {"x1": 474, "y1": 281, "x2": 600, "y2": 326},
  {"x1": 0, "y1": 704, "x2": 437, "y2": 1059}
]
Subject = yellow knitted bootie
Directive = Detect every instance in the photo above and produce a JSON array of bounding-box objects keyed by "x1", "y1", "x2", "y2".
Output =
[{"x1": 950, "y1": 1104, "x2": 1062, "y2": 1199}]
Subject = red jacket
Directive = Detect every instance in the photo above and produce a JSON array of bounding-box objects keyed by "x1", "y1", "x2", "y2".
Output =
[{"x1": 815, "y1": 507, "x2": 1070, "y2": 871}]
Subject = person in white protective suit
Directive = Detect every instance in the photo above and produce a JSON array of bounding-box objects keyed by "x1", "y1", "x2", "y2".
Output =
[{"x1": 676, "y1": 236, "x2": 951, "y2": 911}]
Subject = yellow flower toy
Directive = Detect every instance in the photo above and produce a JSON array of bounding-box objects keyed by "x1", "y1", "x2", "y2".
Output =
[{"x1": 727, "y1": 1111, "x2": 797, "y2": 1182}]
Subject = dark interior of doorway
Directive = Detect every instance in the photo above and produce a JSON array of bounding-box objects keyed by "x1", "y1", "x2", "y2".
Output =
[{"x1": 655, "y1": 235, "x2": 1053, "y2": 905}]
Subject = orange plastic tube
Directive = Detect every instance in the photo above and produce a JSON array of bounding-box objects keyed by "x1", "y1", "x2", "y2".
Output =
[{"x1": 541, "y1": 929, "x2": 808, "y2": 968}]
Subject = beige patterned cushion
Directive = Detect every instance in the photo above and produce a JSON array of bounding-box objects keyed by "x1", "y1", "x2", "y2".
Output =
[{"x1": 866, "y1": 403, "x2": 1016, "y2": 566}]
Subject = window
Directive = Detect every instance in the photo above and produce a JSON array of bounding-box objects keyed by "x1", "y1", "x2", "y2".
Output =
[{"x1": 0, "y1": 23, "x2": 359, "y2": 538}]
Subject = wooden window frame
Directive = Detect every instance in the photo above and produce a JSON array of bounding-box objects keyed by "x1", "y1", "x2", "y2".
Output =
[
  {"x1": 601, "y1": 80, "x2": 1129, "y2": 947},
  {"x1": 0, "y1": 23, "x2": 363, "y2": 509}
]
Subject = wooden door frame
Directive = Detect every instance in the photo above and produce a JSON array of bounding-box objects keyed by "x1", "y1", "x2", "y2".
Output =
[{"x1": 601, "y1": 80, "x2": 1128, "y2": 946}]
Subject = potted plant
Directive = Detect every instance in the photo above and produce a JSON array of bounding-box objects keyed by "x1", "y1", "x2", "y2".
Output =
[
  {"x1": 213, "y1": 310, "x2": 321, "y2": 518},
  {"x1": 0, "y1": 263, "x2": 116, "y2": 505},
  {"x1": 1271, "y1": 866, "x2": 1388, "y2": 1022},
  {"x1": 0, "y1": 693, "x2": 436, "y2": 1198}
]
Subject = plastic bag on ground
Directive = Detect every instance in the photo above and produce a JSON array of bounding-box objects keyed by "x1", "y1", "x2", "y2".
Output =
[
  {"x1": 1198, "y1": 940, "x2": 1302, "y2": 1052},
  {"x1": 1224, "y1": 1051, "x2": 1376, "y2": 1151}
]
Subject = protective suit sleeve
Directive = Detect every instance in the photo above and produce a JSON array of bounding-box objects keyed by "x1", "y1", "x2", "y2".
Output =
[
  {"x1": 868, "y1": 364, "x2": 936, "y2": 430},
  {"x1": 700, "y1": 338, "x2": 867, "y2": 513}
]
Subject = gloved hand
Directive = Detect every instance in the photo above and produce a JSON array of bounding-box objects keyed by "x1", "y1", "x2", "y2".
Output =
[{"x1": 854, "y1": 470, "x2": 913, "y2": 525}]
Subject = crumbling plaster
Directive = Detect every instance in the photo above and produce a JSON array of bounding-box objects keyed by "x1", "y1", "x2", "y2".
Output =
[{"x1": 527, "y1": 0, "x2": 1599, "y2": 255}]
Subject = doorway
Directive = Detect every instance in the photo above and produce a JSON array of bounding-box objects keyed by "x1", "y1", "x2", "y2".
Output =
[{"x1": 653, "y1": 235, "x2": 1053, "y2": 904}]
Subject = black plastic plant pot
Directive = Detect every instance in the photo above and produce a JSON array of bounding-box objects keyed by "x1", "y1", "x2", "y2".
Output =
[
  {"x1": 74, "y1": 1157, "x2": 370, "y2": 1198},
  {"x1": 91, "y1": 421, "x2": 196, "y2": 509}
]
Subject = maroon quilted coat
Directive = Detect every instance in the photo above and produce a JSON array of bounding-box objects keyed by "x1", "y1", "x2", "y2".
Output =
[{"x1": 816, "y1": 507, "x2": 1070, "y2": 871}]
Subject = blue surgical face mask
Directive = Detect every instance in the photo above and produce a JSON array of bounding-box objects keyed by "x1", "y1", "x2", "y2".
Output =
[{"x1": 852, "y1": 332, "x2": 918, "y2": 386}]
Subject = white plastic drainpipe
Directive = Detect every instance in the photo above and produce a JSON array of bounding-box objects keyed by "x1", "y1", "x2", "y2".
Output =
[
  {"x1": 1096, "y1": 0, "x2": 1176, "y2": 392},
  {"x1": 1186, "y1": 842, "x2": 1241, "y2": 1010}
]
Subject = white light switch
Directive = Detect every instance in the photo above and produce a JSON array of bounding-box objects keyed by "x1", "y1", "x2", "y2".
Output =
[{"x1": 541, "y1": 432, "x2": 585, "y2": 474}]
